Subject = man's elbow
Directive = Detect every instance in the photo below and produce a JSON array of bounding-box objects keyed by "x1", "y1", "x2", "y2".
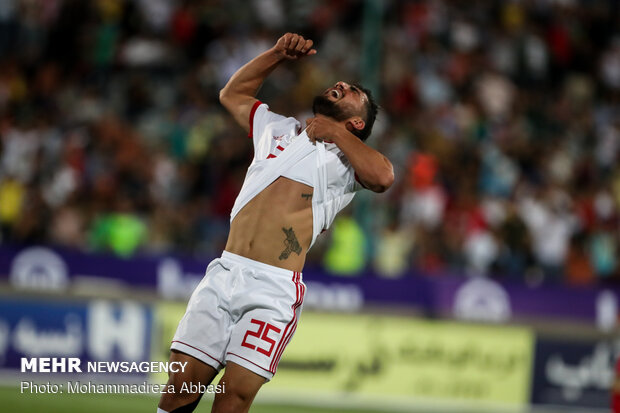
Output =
[
  {"x1": 369, "y1": 170, "x2": 394, "y2": 193},
  {"x1": 219, "y1": 87, "x2": 231, "y2": 107},
  {"x1": 378, "y1": 171, "x2": 395, "y2": 192},
  {"x1": 219, "y1": 88, "x2": 241, "y2": 115}
]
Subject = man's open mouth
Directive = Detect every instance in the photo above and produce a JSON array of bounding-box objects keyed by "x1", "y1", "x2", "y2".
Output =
[{"x1": 330, "y1": 89, "x2": 341, "y2": 99}]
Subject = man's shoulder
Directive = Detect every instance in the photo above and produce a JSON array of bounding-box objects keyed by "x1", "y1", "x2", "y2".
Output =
[{"x1": 256, "y1": 105, "x2": 301, "y2": 130}]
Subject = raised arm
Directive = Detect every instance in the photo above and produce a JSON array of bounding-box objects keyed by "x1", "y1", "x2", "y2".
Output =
[
  {"x1": 219, "y1": 33, "x2": 316, "y2": 133},
  {"x1": 306, "y1": 116, "x2": 394, "y2": 193}
]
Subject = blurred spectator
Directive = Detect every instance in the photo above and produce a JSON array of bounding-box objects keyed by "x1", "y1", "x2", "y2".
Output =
[
  {"x1": 373, "y1": 221, "x2": 413, "y2": 278},
  {"x1": 518, "y1": 189, "x2": 578, "y2": 280},
  {"x1": 324, "y1": 214, "x2": 367, "y2": 276}
]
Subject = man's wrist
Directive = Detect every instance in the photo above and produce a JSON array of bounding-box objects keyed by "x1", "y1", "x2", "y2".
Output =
[
  {"x1": 332, "y1": 127, "x2": 355, "y2": 145},
  {"x1": 269, "y1": 47, "x2": 288, "y2": 62}
]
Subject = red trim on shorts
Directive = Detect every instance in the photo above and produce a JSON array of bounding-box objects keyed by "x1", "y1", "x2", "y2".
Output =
[
  {"x1": 272, "y1": 276, "x2": 305, "y2": 372},
  {"x1": 171, "y1": 340, "x2": 224, "y2": 366},
  {"x1": 276, "y1": 311, "x2": 301, "y2": 367},
  {"x1": 227, "y1": 352, "x2": 272, "y2": 374},
  {"x1": 267, "y1": 153, "x2": 277, "y2": 159},
  {"x1": 269, "y1": 272, "x2": 304, "y2": 373},
  {"x1": 269, "y1": 272, "x2": 299, "y2": 372},
  {"x1": 276, "y1": 145, "x2": 284, "y2": 151},
  {"x1": 248, "y1": 100, "x2": 262, "y2": 139}
]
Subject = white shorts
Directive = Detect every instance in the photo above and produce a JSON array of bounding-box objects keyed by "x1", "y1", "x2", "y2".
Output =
[{"x1": 171, "y1": 251, "x2": 306, "y2": 381}]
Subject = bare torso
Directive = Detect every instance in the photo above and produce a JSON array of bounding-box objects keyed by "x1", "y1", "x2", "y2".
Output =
[{"x1": 225, "y1": 177, "x2": 314, "y2": 272}]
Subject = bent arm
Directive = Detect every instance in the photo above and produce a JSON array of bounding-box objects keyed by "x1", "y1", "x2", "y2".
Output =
[
  {"x1": 219, "y1": 34, "x2": 316, "y2": 133},
  {"x1": 306, "y1": 116, "x2": 394, "y2": 193},
  {"x1": 332, "y1": 130, "x2": 394, "y2": 193},
  {"x1": 218, "y1": 49, "x2": 282, "y2": 133}
]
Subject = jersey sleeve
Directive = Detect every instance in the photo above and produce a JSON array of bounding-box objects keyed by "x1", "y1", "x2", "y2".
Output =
[{"x1": 248, "y1": 101, "x2": 288, "y2": 151}]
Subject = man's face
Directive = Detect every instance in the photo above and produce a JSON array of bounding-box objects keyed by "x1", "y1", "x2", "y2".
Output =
[{"x1": 312, "y1": 81, "x2": 368, "y2": 121}]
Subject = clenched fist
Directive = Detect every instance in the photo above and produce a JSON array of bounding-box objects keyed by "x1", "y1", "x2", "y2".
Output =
[{"x1": 274, "y1": 33, "x2": 317, "y2": 60}]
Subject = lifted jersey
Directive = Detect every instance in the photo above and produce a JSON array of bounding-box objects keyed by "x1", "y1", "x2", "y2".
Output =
[{"x1": 230, "y1": 101, "x2": 364, "y2": 248}]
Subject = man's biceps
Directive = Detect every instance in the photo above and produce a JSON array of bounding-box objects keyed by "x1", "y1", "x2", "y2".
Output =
[
  {"x1": 353, "y1": 172, "x2": 369, "y2": 190},
  {"x1": 233, "y1": 104, "x2": 252, "y2": 123}
]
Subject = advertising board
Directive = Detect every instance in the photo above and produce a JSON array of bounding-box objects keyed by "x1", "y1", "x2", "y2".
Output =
[
  {"x1": 269, "y1": 313, "x2": 534, "y2": 407},
  {"x1": 2, "y1": 244, "x2": 618, "y2": 325},
  {"x1": 0, "y1": 297, "x2": 153, "y2": 379},
  {"x1": 150, "y1": 304, "x2": 534, "y2": 407},
  {"x1": 531, "y1": 336, "x2": 618, "y2": 408}
]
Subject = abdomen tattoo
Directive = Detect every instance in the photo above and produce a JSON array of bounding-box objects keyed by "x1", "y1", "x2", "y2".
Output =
[{"x1": 279, "y1": 227, "x2": 302, "y2": 260}]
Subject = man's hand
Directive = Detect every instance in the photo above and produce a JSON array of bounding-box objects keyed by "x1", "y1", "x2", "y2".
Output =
[
  {"x1": 305, "y1": 116, "x2": 347, "y2": 143},
  {"x1": 274, "y1": 33, "x2": 317, "y2": 60}
]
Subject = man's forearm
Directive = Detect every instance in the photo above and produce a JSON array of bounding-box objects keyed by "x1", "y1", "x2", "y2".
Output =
[
  {"x1": 332, "y1": 130, "x2": 394, "y2": 193},
  {"x1": 305, "y1": 116, "x2": 394, "y2": 193},
  {"x1": 219, "y1": 33, "x2": 316, "y2": 132},
  {"x1": 220, "y1": 48, "x2": 284, "y2": 101}
]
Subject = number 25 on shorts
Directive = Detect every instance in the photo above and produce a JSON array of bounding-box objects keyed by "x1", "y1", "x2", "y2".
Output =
[{"x1": 241, "y1": 319, "x2": 281, "y2": 357}]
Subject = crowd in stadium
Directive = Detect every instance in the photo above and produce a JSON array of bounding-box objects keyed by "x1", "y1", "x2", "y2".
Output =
[{"x1": 0, "y1": 0, "x2": 619, "y2": 285}]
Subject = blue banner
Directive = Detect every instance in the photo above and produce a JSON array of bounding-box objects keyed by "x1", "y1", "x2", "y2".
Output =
[
  {"x1": 0, "y1": 297, "x2": 153, "y2": 376},
  {"x1": 531, "y1": 336, "x2": 618, "y2": 408},
  {"x1": 1, "y1": 244, "x2": 619, "y2": 326}
]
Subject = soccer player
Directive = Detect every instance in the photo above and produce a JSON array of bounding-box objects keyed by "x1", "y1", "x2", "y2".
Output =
[{"x1": 157, "y1": 33, "x2": 394, "y2": 413}]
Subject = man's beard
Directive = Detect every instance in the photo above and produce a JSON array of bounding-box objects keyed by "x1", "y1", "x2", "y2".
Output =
[{"x1": 312, "y1": 95, "x2": 354, "y2": 121}]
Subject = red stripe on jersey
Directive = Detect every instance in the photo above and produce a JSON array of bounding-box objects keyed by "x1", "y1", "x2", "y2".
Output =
[
  {"x1": 248, "y1": 100, "x2": 262, "y2": 139},
  {"x1": 267, "y1": 153, "x2": 277, "y2": 159},
  {"x1": 276, "y1": 145, "x2": 284, "y2": 151}
]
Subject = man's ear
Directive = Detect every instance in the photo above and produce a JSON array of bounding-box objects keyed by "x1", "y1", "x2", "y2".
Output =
[{"x1": 346, "y1": 117, "x2": 365, "y2": 132}]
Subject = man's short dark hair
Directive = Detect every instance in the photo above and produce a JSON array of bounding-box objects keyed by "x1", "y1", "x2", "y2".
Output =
[{"x1": 353, "y1": 83, "x2": 378, "y2": 142}]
